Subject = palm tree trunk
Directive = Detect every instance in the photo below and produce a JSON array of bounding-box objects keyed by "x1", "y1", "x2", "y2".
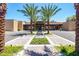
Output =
[
  {"x1": 0, "y1": 18, "x2": 5, "y2": 52},
  {"x1": 0, "y1": 3, "x2": 6, "y2": 52},
  {"x1": 44, "y1": 22, "x2": 46, "y2": 31},
  {"x1": 30, "y1": 19, "x2": 32, "y2": 34},
  {"x1": 47, "y1": 19, "x2": 49, "y2": 34},
  {"x1": 44, "y1": 22, "x2": 45, "y2": 31},
  {"x1": 34, "y1": 22, "x2": 36, "y2": 31},
  {"x1": 75, "y1": 6, "x2": 79, "y2": 52}
]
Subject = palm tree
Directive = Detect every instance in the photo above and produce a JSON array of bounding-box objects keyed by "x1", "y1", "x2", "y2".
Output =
[
  {"x1": 74, "y1": 3, "x2": 79, "y2": 53},
  {"x1": 41, "y1": 16, "x2": 47, "y2": 31},
  {"x1": 41, "y1": 4, "x2": 61, "y2": 34},
  {"x1": 33, "y1": 16, "x2": 39, "y2": 31},
  {"x1": 17, "y1": 4, "x2": 39, "y2": 34},
  {"x1": 0, "y1": 3, "x2": 6, "y2": 52}
]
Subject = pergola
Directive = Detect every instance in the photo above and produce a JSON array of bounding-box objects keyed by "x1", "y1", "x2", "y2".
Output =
[{"x1": 0, "y1": 3, "x2": 79, "y2": 53}]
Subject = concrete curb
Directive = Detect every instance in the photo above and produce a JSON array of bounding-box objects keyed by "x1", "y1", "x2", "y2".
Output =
[{"x1": 45, "y1": 36, "x2": 55, "y2": 45}]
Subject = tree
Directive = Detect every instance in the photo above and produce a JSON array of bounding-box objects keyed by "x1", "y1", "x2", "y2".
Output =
[
  {"x1": 41, "y1": 16, "x2": 47, "y2": 31},
  {"x1": 0, "y1": 3, "x2": 6, "y2": 52},
  {"x1": 74, "y1": 3, "x2": 79, "y2": 53},
  {"x1": 66, "y1": 15, "x2": 76, "y2": 22},
  {"x1": 41, "y1": 4, "x2": 61, "y2": 34},
  {"x1": 17, "y1": 4, "x2": 39, "y2": 34}
]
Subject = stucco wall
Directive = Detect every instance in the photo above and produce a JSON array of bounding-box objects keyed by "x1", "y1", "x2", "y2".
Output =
[
  {"x1": 5, "y1": 20, "x2": 23, "y2": 31},
  {"x1": 62, "y1": 21, "x2": 76, "y2": 31},
  {"x1": 5, "y1": 20, "x2": 14, "y2": 31},
  {"x1": 13, "y1": 21, "x2": 18, "y2": 31},
  {"x1": 18, "y1": 21, "x2": 23, "y2": 31}
]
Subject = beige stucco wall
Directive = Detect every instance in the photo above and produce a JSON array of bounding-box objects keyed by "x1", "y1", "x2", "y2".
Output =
[
  {"x1": 5, "y1": 20, "x2": 75, "y2": 31},
  {"x1": 5, "y1": 20, "x2": 14, "y2": 31},
  {"x1": 13, "y1": 21, "x2": 18, "y2": 31},
  {"x1": 5, "y1": 20, "x2": 23, "y2": 31},
  {"x1": 18, "y1": 21, "x2": 23, "y2": 31},
  {"x1": 62, "y1": 21, "x2": 76, "y2": 31}
]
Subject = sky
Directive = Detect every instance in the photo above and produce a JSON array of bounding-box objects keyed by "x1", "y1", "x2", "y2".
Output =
[{"x1": 5, "y1": 3, "x2": 76, "y2": 22}]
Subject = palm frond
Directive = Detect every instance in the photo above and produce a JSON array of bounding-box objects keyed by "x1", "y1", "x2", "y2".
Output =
[
  {"x1": 17, "y1": 4, "x2": 39, "y2": 22},
  {"x1": 40, "y1": 4, "x2": 61, "y2": 21}
]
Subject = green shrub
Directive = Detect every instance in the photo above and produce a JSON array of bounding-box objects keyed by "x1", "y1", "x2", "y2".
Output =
[
  {"x1": 30, "y1": 38, "x2": 49, "y2": 44},
  {"x1": 55, "y1": 45, "x2": 75, "y2": 56},
  {"x1": 18, "y1": 29, "x2": 20, "y2": 31},
  {"x1": 0, "y1": 46, "x2": 23, "y2": 56}
]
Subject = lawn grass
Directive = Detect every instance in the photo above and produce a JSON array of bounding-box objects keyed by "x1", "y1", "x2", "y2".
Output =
[
  {"x1": 55, "y1": 45, "x2": 76, "y2": 56},
  {"x1": 30, "y1": 38, "x2": 49, "y2": 44},
  {"x1": 0, "y1": 46, "x2": 23, "y2": 56}
]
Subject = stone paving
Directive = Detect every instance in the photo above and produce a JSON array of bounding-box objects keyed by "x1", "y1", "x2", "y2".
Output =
[
  {"x1": 5, "y1": 31, "x2": 75, "y2": 56},
  {"x1": 35, "y1": 31, "x2": 45, "y2": 38},
  {"x1": 46, "y1": 34, "x2": 75, "y2": 46},
  {"x1": 5, "y1": 31, "x2": 30, "y2": 42},
  {"x1": 17, "y1": 45, "x2": 62, "y2": 56},
  {"x1": 51, "y1": 31, "x2": 75, "y2": 42},
  {"x1": 17, "y1": 31, "x2": 73, "y2": 56},
  {"x1": 5, "y1": 35, "x2": 34, "y2": 46}
]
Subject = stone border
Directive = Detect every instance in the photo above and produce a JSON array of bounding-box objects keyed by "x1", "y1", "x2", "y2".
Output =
[
  {"x1": 27, "y1": 45, "x2": 51, "y2": 46},
  {"x1": 45, "y1": 35, "x2": 55, "y2": 45},
  {"x1": 24, "y1": 34, "x2": 36, "y2": 49}
]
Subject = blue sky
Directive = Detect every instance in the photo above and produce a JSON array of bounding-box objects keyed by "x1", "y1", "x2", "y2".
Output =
[{"x1": 5, "y1": 3, "x2": 75, "y2": 22}]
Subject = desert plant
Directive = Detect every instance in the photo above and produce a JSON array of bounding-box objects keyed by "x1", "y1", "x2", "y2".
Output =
[{"x1": 0, "y1": 46, "x2": 23, "y2": 56}]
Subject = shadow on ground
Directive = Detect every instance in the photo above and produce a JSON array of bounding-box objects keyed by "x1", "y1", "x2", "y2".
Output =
[{"x1": 12, "y1": 33, "x2": 27, "y2": 36}]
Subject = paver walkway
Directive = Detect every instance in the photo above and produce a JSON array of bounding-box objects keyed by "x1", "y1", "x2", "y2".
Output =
[
  {"x1": 46, "y1": 34, "x2": 75, "y2": 46},
  {"x1": 35, "y1": 31, "x2": 45, "y2": 38},
  {"x1": 17, "y1": 31, "x2": 69, "y2": 56},
  {"x1": 5, "y1": 31, "x2": 75, "y2": 56},
  {"x1": 5, "y1": 31, "x2": 30, "y2": 42},
  {"x1": 51, "y1": 31, "x2": 75, "y2": 42},
  {"x1": 5, "y1": 35, "x2": 34, "y2": 46}
]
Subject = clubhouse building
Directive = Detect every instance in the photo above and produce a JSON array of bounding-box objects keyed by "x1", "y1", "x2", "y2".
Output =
[
  {"x1": 23, "y1": 21, "x2": 63, "y2": 30},
  {"x1": 5, "y1": 19, "x2": 76, "y2": 31}
]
